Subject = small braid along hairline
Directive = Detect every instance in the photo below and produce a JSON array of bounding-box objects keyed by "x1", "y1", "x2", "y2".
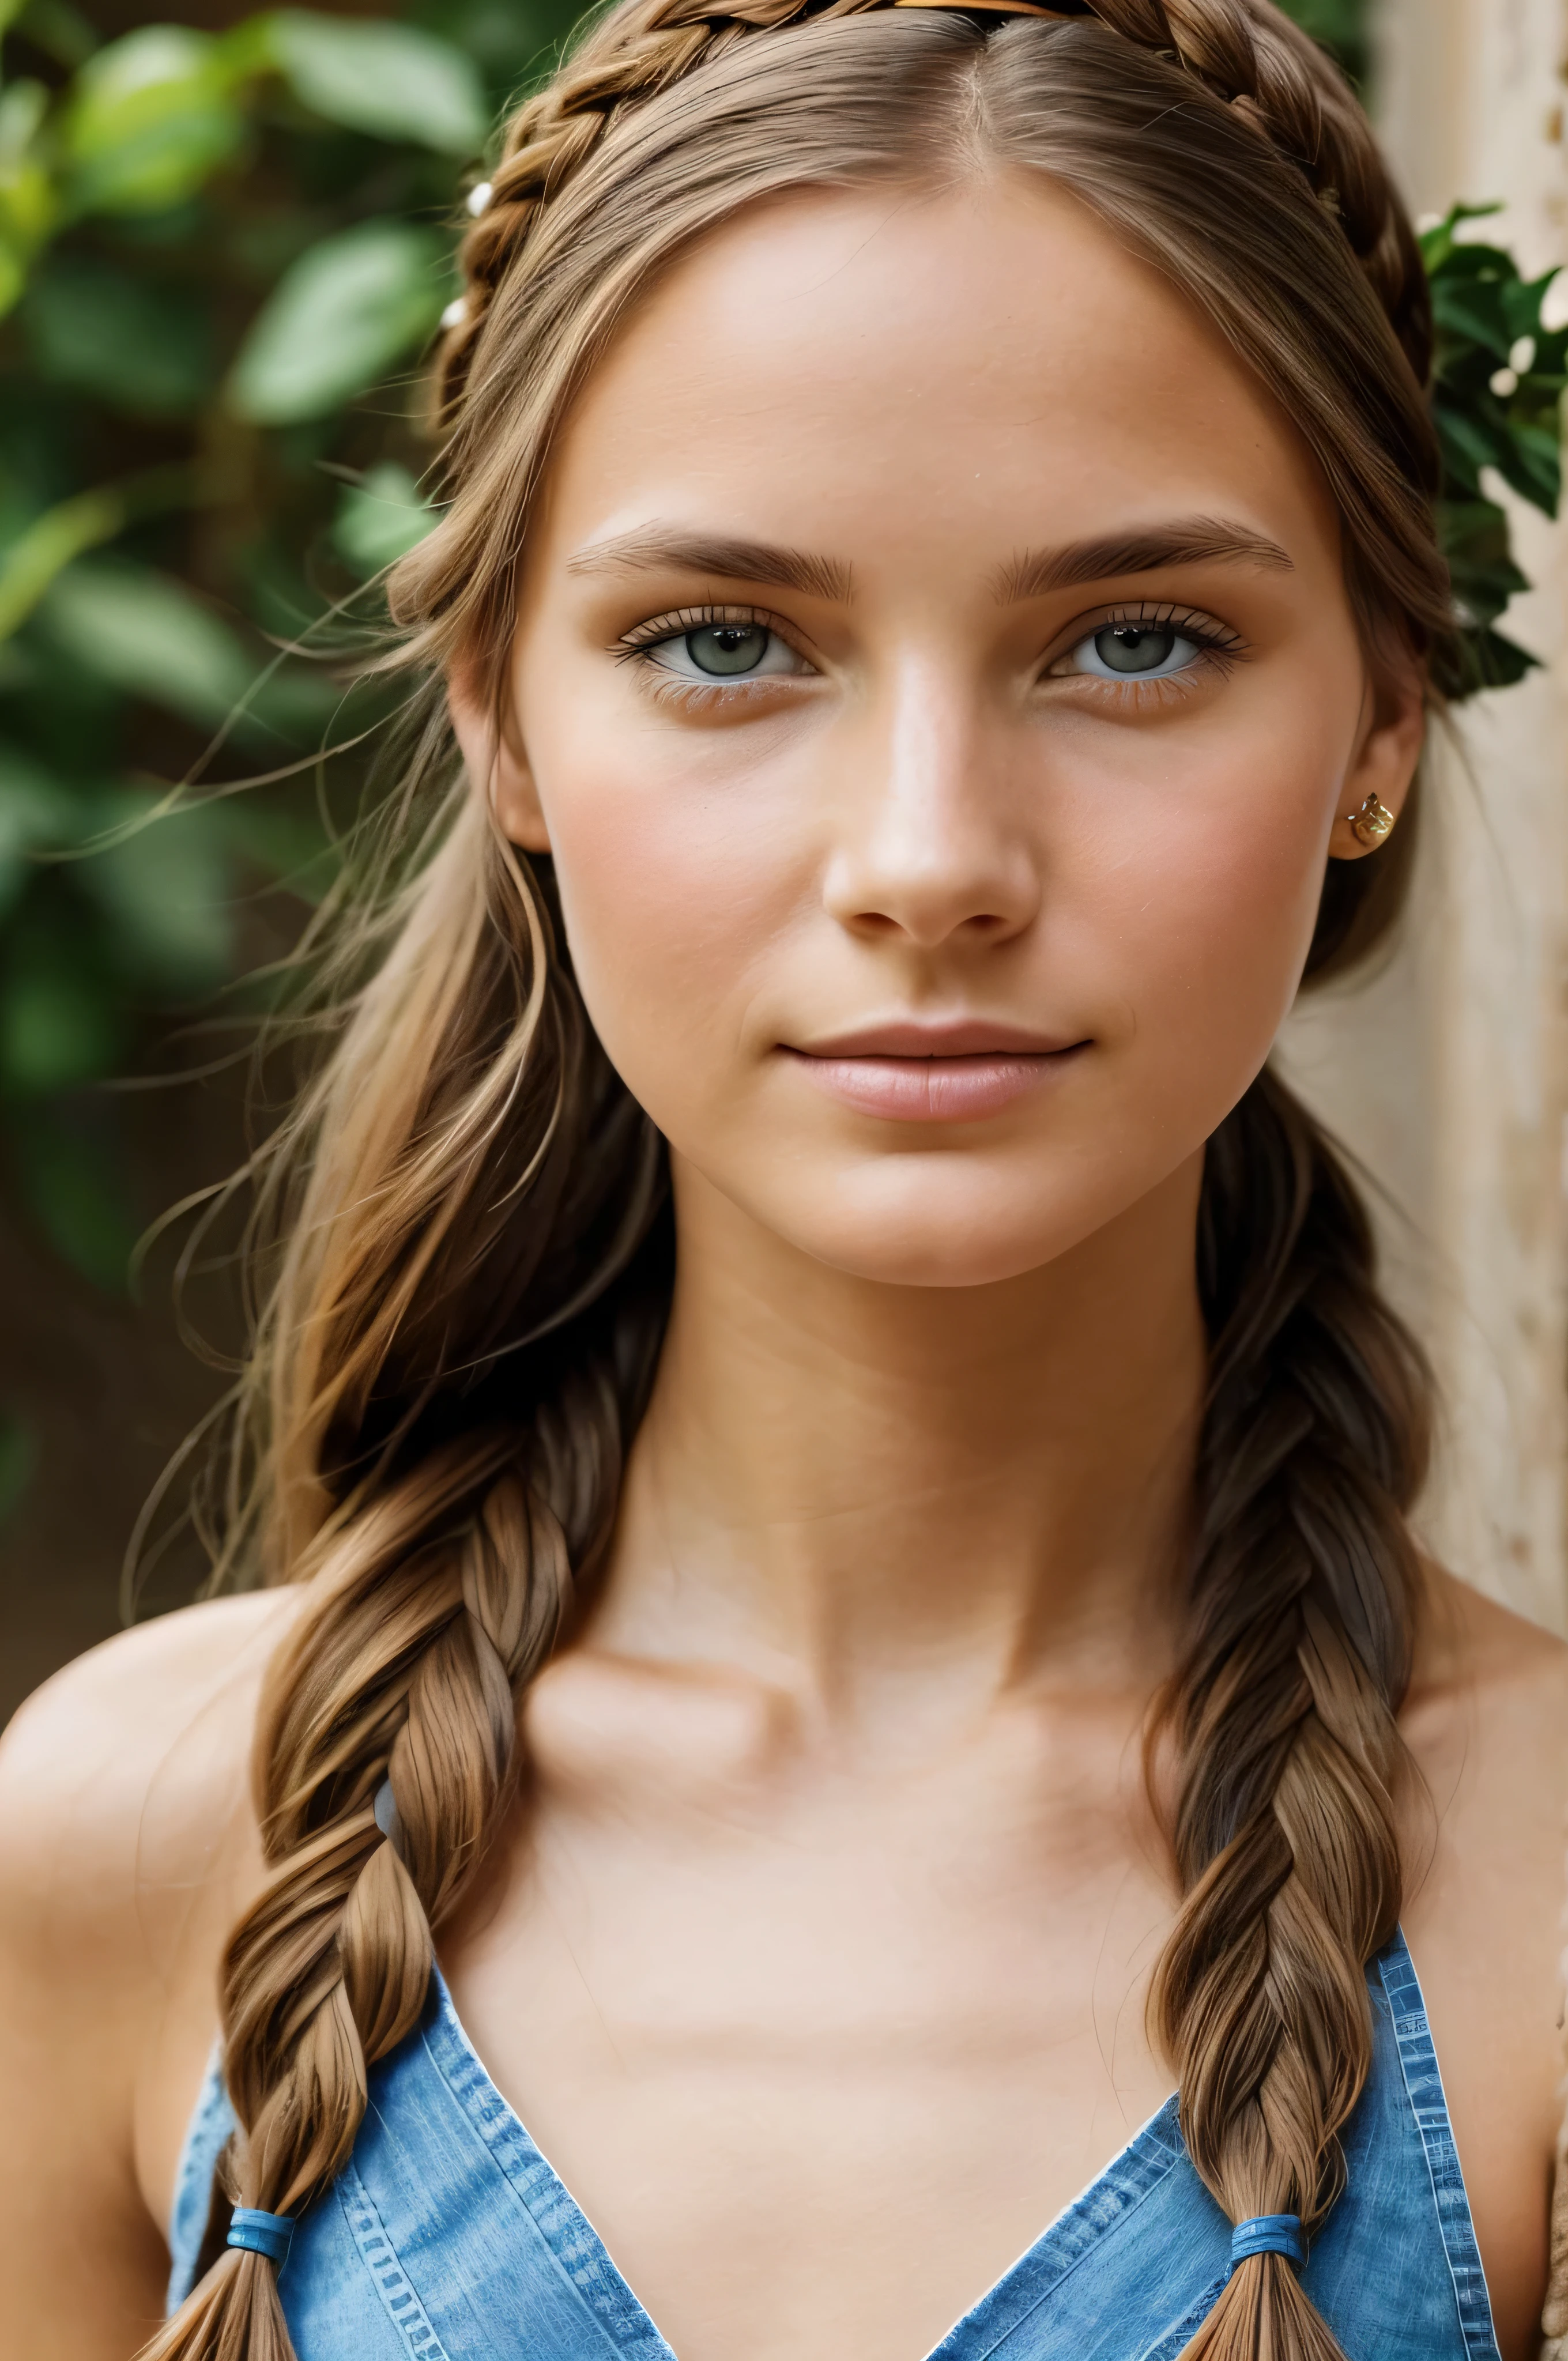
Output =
[{"x1": 438, "y1": 0, "x2": 1430, "y2": 429}]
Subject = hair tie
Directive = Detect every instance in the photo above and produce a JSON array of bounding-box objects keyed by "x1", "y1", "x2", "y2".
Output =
[
  {"x1": 1230, "y1": 2213, "x2": 1306, "y2": 2269},
  {"x1": 227, "y1": 2208, "x2": 295, "y2": 2266}
]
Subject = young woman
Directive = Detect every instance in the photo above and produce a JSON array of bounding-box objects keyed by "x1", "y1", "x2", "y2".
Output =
[{"x1": 2, "y1": 3, "x2": 1565, "y2": 2358}]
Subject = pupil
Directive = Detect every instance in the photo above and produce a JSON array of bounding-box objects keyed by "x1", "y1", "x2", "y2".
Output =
[
  {"x1": 688, "y1": 624, "x2": 766, "y2": 676},
  {"x1": 1096, "y1": 624, "x2": 1177, "y2": 675}
]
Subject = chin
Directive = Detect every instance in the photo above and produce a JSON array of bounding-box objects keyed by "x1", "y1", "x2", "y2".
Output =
[{"x1": 746, "y1": 1159, "x2": 1120, "y2": 1291}]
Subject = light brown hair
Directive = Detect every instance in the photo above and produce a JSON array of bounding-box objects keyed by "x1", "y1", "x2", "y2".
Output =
[{"x1": 146, "y1": 7, "x2": 1449, "y2": 2358}]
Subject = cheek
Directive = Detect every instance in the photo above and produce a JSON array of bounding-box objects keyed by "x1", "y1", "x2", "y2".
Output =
[
  {"x1": 517, "y1": 629, "x2": 1355, "y2": 1290},
  {"x1": 526, "y1": 696, "x2": 807, "y2": 1117},
  {"x1": 1075, "y1": 687, "x2": 1343, "y2": 1115}
]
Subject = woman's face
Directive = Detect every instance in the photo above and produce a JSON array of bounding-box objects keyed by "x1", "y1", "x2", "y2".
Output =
[{"x1": 470, "y1": 176, "x2": 1422, "y2": 1288}]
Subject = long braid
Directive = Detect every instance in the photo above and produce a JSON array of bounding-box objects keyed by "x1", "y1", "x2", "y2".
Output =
[
  {"x1": 145, "y1": 1433, "x2": 582, "y2": 2360},
  {"x1": 147, "y1": 770, "x2": 668, "y2": 2360},
  {"x1": 1151, "y1": 1068, "x2": 1429, "y2": 2358}
]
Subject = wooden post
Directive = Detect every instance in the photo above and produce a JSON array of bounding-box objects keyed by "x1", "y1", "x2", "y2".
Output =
[{"x1": 1277, "y1": 0, "x2": 1568, "y2": 1631}]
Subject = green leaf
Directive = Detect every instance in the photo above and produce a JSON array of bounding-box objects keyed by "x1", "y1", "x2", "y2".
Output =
[
  {"x1": 0, "y1": 484, "x2": 129, "y2": 639},
  {"x1": 0, "y1": 464, "x2": 194, "y2": 640},
  {"x1": 227, "y1": 219, "x2": 450, "y2": 424},
  {"x1": 1474, "y1": 628, "x2": 1540, "y2": 687},
  {"x1": 332, "y1": 460, "x2": 436, "y2": 575},
  {"x1": 0, "y1": 80, "x2": 50, "y2": 174},
  {"x1": 0, "y1": 80, "x2": 57, "y2": 309},
  {"x1": 37, "y1": 560, "x2": 255, "y2": 727},
  {"x1": 62, "y1": 25, "x2": 247, "y2": 216},
  {"x1": 1435, "y1": 403, "x2": 1510, "y2": 493},
  {"x1": 1275, "y1": 0, "x2": 1367, "y2": 82},
  {"x1": 1490, "y1": 417, "x2": 1562, "y2": 519},
  {"x1": 262, "y1": 11, "x2": 488, "y2": 156},
  {"x1": 23, "y1": 257, "x2": 214, "y2": 416},
  {"x1": 1418, "y1": 201, "x2": 1502, "y2": 276},
  {"x1": 1431, "y1": 278, "x2": 1512, "y2": 358}
]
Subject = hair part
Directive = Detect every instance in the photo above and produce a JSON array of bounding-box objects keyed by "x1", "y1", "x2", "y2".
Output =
[{"x1": 147, "y1": 9, "x2": 1442, "y2": 2359}]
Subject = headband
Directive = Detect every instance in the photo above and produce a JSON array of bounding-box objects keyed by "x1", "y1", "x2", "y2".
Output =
[{"x1": 892, "y1": 2, "x2": 1077, "y2": 13}]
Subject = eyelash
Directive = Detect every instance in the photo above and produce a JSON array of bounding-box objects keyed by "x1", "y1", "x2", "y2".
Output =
[
  {"x1": 612, "y1": 605, "x2": 805, "y2": 707},
  {"x1": 1048, "y1": 602, "x2": 1247, "y2": 691},
  {"x1": 615, "y1": 604, "x2": 794, "y2": 658},
  {"x1": 611, "y1": 599, "x2": 1249, "y2": 699}
]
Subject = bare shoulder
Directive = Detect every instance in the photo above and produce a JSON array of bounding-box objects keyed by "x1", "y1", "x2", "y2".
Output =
[
  {"x1": 0, "y1": 1591, "x2": 303, "y2": 2344},
  {"x1": 0, "y1": 1589, "x2": 297, "y2": 1955}
]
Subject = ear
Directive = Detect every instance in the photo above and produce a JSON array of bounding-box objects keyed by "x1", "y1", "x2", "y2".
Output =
[
  {"x1": 446, "y1": 660, "x2": 551, "y2": 853},
  {"x1": 1326, "y1": 653, "x2": 1426, "y2": 862}
]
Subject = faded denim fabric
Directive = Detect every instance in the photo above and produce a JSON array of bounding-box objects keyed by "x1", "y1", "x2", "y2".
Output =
[{"x1": 166, "y1": 1928, "x2": 1498, "y2": 2360}]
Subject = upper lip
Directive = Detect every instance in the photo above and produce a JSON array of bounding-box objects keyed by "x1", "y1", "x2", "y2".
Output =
[{"x1": 786, "y1": 1019, "x2": 1085, "y2": 1058}]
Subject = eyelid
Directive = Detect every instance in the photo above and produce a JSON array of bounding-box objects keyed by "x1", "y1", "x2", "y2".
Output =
[
  {"x1": 613, "y1": 601, "x2": 818, "y2": 665},
  {"x1": 1044, "y1": 598, "x2": 1247, "y2": 665}
]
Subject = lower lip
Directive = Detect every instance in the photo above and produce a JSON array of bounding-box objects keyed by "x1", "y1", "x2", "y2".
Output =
[{"x1": 784, "y1": 1047, "x2": 1084, "y2": 1123}]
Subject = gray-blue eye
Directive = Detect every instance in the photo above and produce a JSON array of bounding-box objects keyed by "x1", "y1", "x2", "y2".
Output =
[
  {"x1": 644, "y1": 623, "x2": 811, "y2": 682},
  {"x1": 688, "y1": 624, "x2": 767, "y2": 676},
  {"x1": 1066, "y1": 623, "x2": 1201, "y2": 680}
]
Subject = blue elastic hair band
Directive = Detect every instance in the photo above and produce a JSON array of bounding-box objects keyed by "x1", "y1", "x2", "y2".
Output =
[
  {"x1": 1230, "y1": 2213, "x2": 1307, "y2": 2268},
  {"x1": 227, "y1": 2208, "x2": 296, "y2": 2266}
]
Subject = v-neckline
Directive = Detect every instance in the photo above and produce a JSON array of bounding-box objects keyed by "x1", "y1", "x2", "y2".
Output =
[{"x1": 423, "y1": 1966, "x2": 1188, "y2": 2361}]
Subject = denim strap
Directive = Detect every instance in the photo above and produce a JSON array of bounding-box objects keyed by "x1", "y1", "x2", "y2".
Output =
[
  {"x1": 1230, "y1": 2213, "x2": 1306, "y2": 2268},
  {"x1": 227, "y1": 2207, "x2": 295, "y2": 2266}
]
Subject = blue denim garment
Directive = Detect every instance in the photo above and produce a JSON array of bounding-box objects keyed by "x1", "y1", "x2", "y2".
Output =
[{"x1": 167, "y1": 1927, "x2": 1498, "y2": 2360}]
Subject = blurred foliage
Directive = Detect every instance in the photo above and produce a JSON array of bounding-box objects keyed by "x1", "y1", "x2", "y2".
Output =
[
  {"x1": 1420, "y1": 202, "x2": 1568, "y2": 694},
  {"x1": 0, "y1": 0, "x2": 1556, "y2": 1532},
  {"x1": 0, "y1": 0, "x2": 586, "y2": 1349},
  {"x1": 1281, "y1": 0, "x2": 1367, "y2": 90}
]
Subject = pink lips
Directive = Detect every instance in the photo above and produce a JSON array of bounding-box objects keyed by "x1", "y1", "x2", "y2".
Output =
[{"x1": 783, "y1": 1021, "x2": 1087, "y2": 1124}]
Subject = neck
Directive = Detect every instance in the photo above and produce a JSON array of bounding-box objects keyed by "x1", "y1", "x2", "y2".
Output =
[{"x1": 594, "y1": 1153, "x2": 1209, "y2": 1736}]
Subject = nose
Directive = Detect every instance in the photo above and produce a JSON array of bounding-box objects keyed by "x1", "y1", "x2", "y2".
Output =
[{"x1": 820, "y1": 662, "x2": 1041, "y2": 951}]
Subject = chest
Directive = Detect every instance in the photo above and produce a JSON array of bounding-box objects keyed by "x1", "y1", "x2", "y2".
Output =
[
  {"x1": 441, "y1": 1726, "x2": 1180, "y2": 2361},
  {"x1": 215, "y1": 1940, "x2": 1494, "y2": 2361}
]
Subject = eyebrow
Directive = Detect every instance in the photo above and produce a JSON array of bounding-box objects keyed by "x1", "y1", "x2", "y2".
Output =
[
  {"x1": 996, "y1": 517, "x2": 1294, "y2": 601},
  {"x1": 566, "y1": 527, "x2": 852, "y2": 603}
]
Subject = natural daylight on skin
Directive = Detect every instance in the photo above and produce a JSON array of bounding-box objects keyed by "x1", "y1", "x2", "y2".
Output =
[{"x1": 459, "y1": 175, "x2": 1419, "y2": 1291}]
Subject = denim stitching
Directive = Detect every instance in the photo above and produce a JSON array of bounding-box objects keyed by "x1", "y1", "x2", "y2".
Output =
[
  {"x1": 1378, "y1": 1932, "x2": 1501, "y2": 2361},
  {"x1": 337, "y1": 2159, "x2": 453, "y2": 2361},
  {"x1": 421, "y1": 1974, "x2": 677, "y2": 2361},
  {"x1": 933, "y1": 2103, "x2": 1190, "y2": 2361},
  {"x1": 164, "y1": 2039, "x2": 236, "y2": 2316}
]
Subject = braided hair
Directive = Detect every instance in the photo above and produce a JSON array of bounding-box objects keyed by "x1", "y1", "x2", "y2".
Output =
[{"x1": 146, "y1": 9, "x2": 1450, "y2": 2360}]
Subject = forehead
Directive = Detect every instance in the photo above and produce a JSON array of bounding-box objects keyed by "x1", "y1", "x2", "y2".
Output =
[{"x1": 539, "y1": 174, "x2": 1339, "y2": 581}]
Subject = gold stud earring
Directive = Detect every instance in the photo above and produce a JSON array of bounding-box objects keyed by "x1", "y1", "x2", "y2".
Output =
[{"x1": 1350, "y1": 791, "x2": 1396, "y2": 848}]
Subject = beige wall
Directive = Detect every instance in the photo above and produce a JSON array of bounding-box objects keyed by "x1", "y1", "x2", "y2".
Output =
[{"x1": 1277, "y1": 0, "x2": 1568, "y2": 1630}]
